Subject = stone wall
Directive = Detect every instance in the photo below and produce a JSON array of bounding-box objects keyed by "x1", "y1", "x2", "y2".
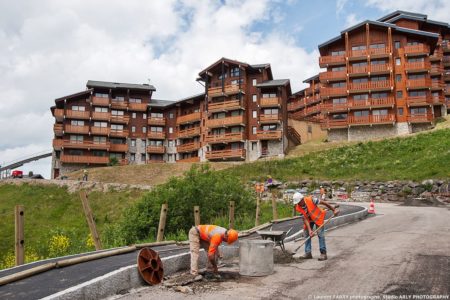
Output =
[
  {"x1": 411, "y1": 123, "x2": 433, "y2": 133},
  {"x1": 328, "y1": 128, "x2": 348, "y2": 141},
  {"x1": 267, "y1": 140, "x2": 284, "y2": 158},
  {"x1": 348, "y1": 124, "x2": 397, "y2": 141}
]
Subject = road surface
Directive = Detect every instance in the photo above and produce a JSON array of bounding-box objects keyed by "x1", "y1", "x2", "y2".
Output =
[{"x1": 116, "y1": 203, "x2": 450, "y2": 299}]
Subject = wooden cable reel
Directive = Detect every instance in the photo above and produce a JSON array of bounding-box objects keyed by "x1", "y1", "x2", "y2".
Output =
[{"x1": 137, "y1": 247, "x2": 164, "y2": 284}]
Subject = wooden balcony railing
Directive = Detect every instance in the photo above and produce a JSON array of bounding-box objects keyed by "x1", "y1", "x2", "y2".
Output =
[
  {"x1": 260, "y1": 97, "x2": 281, "y2": 107},
  {"x1": 90, "y1": 127, "x2": 110, "y2": 135},
  {"x1": 407, "y1": 114, "x2": 433, "y2": 123},
  {"x1": 404, "y1": 61, "x2": 430, "y2": 71},
  {"x1": 349, "y1": 65, "x2": 368, "y2": 74},
  {"x1": 404, "y1": 44, "x2": 429, "y2": 55},
  {"x1": 348, "y1": 114, "x2": 395, "y2": 125},
  {"x1": 208, "y1": 84, "x2": 245, "y2": 97},
  {"x1": 321, "y1": 102, "x2": 348, "y2": 112},
  {"x1": 54, "y1": 109, "x2": 64, "y2": 120},
  {"x1": 110, "y1": 130, "x2": 129, "y2": 138},
  {"x1": 370, "y1": 64, "x2": 390, "y2": 73},
  {"x1": 208, "y1": 100, "x2": 242, "y2": 112},
  {"x1": 205, "y1": 148, "x2": 246, "y2": 160},
  {"x1": 52, "y1": 139, "x2": 64, "y2": 149},
  {"x1": 323, "y1": 97, "x2": 395, "y2": 111},
  {"x1": 60, "y1": 154, "x2": 109, "y2": 164},
  {"x1": 176, "y1": 112, "x2": 201, "y2": 125},
  {"x1": 110, "y1": 101, "x2": 128, "y2": 109},
  {"x1": 407, "y1": 78, "x2": 431, "y2": 89},
  {"x1": 206, "y1": 115, "x2": 244, "y2": 128},
  {"x1": 66, "y1": 110, "x2": 90, "y2": 119},
  {"x1": 305, "y1": 96, "x2": 321, "y2": 106},
  {"x1": 62, "y1": 140, "x2": 110, "y2": 150},
  {"x1": 319, "y1": 71, "x2": 346, "y2": 81},
  {"x1": 287, "y1": 100, "x2": 305, "y2": 111},
  {"x1": 256, "y1": 130, "x2": 282, "y2": 140},
  {"x1": 92, "y1": 96, "x2": 110, "y2": 106},
  {"x1": 319, "y1": 55, "x2": 345, "y2": 66},
  {"x1": 369, "y1": 47, "x2": 389, "y2": 56},
  {"x1": 260, "y1": 114, "x2": 279, "y2": 123},
  {"x1": 304, "y1": 87, "x2": 313, "y2": 95},
  {"x1": 177, "y1": 142, "x2": 201, "y2": 153},
  {"x1": 146, "y1": 145, "x2": 165, "y2": 154},
  {"x1": 65, "y1": 125, "x2": 89, "y2": 134},
  {"x1": 321, "y1": 86, "x2": 347, "y2": 97},
  {"x1": 128, "y1": 102, "x2": 147, "y2": 111},
  {"x1": 431, "y1": 81, "x2": 445, "y2": 89},
  {"x1": 349, "y1": 81, "x2": 370, "y2": 90},
  {"x1": 351, "y1": 49, "x2": 368, "y2": 57},
  {"x1": 147, "y1": 117, "x2": 166, "y2": 126},
  {"x1": 92, "y1": 112, "x2": 110, "y2": 121},
  {"x1": 110, "y1": 115, "x2": 130, "y2": 124},
  {"x1": 321, "y1": 119, "x2": 348, "y2": 129},
  {"x1": 147, "y1": 131, "x2": 166, "y2": 139},
  {"x1": 304, "y1": 105, "x2": 321, "y2": 115},
  {"x1": 54, "y1": 124, "x2": 64, "y2": 135},
  {"x1": 177, "y1": 127, "x2": 201, "y2": 138},
  {"x1": 205, "y1": 132, "x2": 244, "y2": 144},
  {"x1": 443, "y1": 57, "x2": 450, "y2": 64},
  {"x1": 406, "y1": 96, "x2": 431, "y2": 106},
  {"x1": 370, "y1": 80, "x2": 391, "y2": 89},
  {"x1": 110, "y1": 143, "x2": 128, "y2": 152},
  {"x1": 430, "y1": 66, "x2": 444, "y2": 73},
  {"x1": 176, "y1": 157, "x2": 200, "y2": 163}
]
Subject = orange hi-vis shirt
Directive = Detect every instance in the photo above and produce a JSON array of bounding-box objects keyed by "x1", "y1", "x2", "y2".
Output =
[{"x1": 197, "y1": 225, "x2": 226, "y2": 256}]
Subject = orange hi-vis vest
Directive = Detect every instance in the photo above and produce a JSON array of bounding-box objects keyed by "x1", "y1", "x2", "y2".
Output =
[
  {"x1": 196, "y1": 225, "x2": 226, "y2": 256},
  {"x1": 295, "y1": 196, "x2": 326, "y2": 228}
]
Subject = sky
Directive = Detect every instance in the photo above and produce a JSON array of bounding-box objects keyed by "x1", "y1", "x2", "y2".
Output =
[{"x1": 1, "y1": 0, "x2": 449, "y2": 179}]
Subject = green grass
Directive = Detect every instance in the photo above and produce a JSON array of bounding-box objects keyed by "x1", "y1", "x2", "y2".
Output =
[
  {"x1": 222, "y1": 128, "x2": 450, "y2": 182},
  {"x1": 0, "y1": 183, "x2": 144, "y2": 265}
]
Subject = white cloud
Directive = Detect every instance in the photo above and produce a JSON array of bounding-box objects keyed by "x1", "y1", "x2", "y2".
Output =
[
  {"x1": 336, "y1": 0, "x2": 348, "y2": 15},
  {"x1": 0, "y1": 0, "x2": 319, "y2": 178},
  {"x1": 345, "y1": 13, "x2": 363, "y2": 27}
]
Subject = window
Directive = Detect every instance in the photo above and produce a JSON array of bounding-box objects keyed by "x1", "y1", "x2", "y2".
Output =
[
  {"x1": 111, "y1": 110, "x2": 124, "y2": 116},
  {"x1": 231, "y1": 127, "x2": 241, "y2": 133},
  {"x1": 371, "y1": 59, "x2": 387, "y2": 65},
  {"x1": 151, "y1": 112, "x2": 163, "y2": 118},
  {"x1": 354, "y1": 110, "x2": 369, "y2": 117},
  {"x1": 352, "y1": 61, "x2": 368, "y2": 67},
  {"x1": 94, "y1": 121, "x2": 107, "y2": 127},
  {"x1": 352, "y1": 78, "x2": 368, "y2": 83},
  {"x1": 252, "y1": 79, "x2": 257, "y2": 86},
  {"x1": 252, "y1": 126, "x2": 257, "y2": 134},
  {"x1": 408, "y1": 57, "x2": 424, "y2": 63},
  {"x1": 111, "y1": 124, "x2": 124, "y2": 131},
  {"x1": 354, "y1": 94, "x2": 369, "y2": 100},
  {"x1": 129, "y1": 98, "x2": 142, "y2": 103},
  {"x1": 432, "y1": 91, "x2": 440, "y2": 98},
  {"x1": 130, "y1": 153, "x2": 135, "y2": 162},
  {"x1": 110, "y1": 138, "x2": 124, "y2": 144},
  {"x1": 231, "y1": 110, "x2": 241, "y2": 116},
  {"x1": 131, "y1": 139, "x2": 136, "y2": 147},
  {"x1": 131, "y1": 126, "x2": 136, "y2": 133},
  {"x1": 169, "y1": 127, "x2": 173, "y2": 134},
  {"x1": 396, "y1": 74, "x2": 402, "y2": 82},
  {"x1": 263, "y1": 108, "x2": 278, "y2": 115},
  {"x1": 252, "y1": 94, "x2": 257, "y2": 102},
  {"x1": 110, "y1": 153, "x2": 122, "y2": 159},
  {"x1": 409, "y1": 90, "x2": 427, "y2": 97},
  {"x1": 263, "y1": 124, "x2": 277, "y2": 131},
  {"x1": 398, "y1": 108, "x2": 404, "y2": 115},
  {"x1": 132, "y1": 112, "x2": 136, "y2": 119},
  {"x1": 218, "y1": 72, "x2": 228, "y2": 80},
  {"x1": 396, "y1": 91, "x2": 403, "y2": 98},
  {"x1": 371, "y1": 76, "x2": 387, "y2": 82},
  {"x1": 94, "y1": 107, "x2": 108, "y2": 112},
  {"x1": 307, "y1": 125, "x2": 312, "y2": 133},
  {"x1": 252, "y1": 110, "x2": 257, "y2": 119},
  {"x1": 68, "y1": 150, "x2": 83, "y2": 155},
  {"x1": 252, "y1": 142, "x2": 257, "y2": 151},
  {"x1": 407, "y1": 41, "x2": 420, "y2": 46},
  {"x1": 230, "y1": 142, "x2": 240, "y2": 150},
  {"x1": 262, "y1": 93, "x2": 277, "y2": 98},
  {"x1": 143, "y1": 113, "x2": 147, "y2": 119},
  {"x1": 230, "y1": 67, "x2": 240, "y2": 77},
  {"x1": 70, "y1": 135, "x2": 83, "y2": 142},
  {"x1": 372, "y1": 92, "x2": 388, "y2": 99},
  {"x1": 168, "y1": 140, "x2": 174, "y2": 147},
  {"x1": 95, "y1": 93, "x2": 109, "y2": 98},
  {"x1": 370, "y1": 43, "x2": 385, "y2": 49},
  {"x1": 395, "y1": 58, "x2": 401, "y2": 66},
  {"x1": 351, "y1": 45, "x2": 366, "y2": 51},
  {"x1": 142, "y1": 126, "x2": 147, "y2": 133},
  {"x1": 112, "y1": 96, "x2": 124, "y2": 101},
  {"x1": 169, "y1": 112, "x2": 174, "y2": 119},
  {"x1": 411, "y1": 107, "x2": 427, "y2": 115},
  {"x1": 141, "y1": 139, "x2": 146, "y2": 147},
  {"x1": 372, "y1": 109, "x2": 388, "y2": 116},
  {"x1": 72, "y1": 106, "x2": 85, "y2": 111},
  {"x1": 332, "y1": 66, "x2": 346, "y2": 71},
  {"x1": 150, "y1": 126, "x2": 163, "y2": 132},
  {"x1": 408, "y1": 74, "x2": 426, "y2": 80},
  {"x1": 332, "y1": 113, "x2": 347, "y2": 120},
  {"x1": 71, "y1": 120, "x2": 84, "y2": 126},
  {"x1": 92, "y1": 150, "x2": 107, "y2": 157},
  {"x1": 331, "y1": 50, "x2": 345, "y2": 56},
  {"x1": 394, "y1": 41, "x2": 400, "y2": 49},
  {"x1": 332, "y1": 98, "x2": 347, "y2": 104},
  {"x1": 141, "y1": 154, "x2": 146, "y2": 162},
  {"x1": 93, "y1": 136, "x2": 106, "y2": 144},
  {"x1": 332, "y1": 81, "x2": 346, "y2": 87},
  {"x1": 213, "y1": 112, "x2": 226, "y2": 119}
]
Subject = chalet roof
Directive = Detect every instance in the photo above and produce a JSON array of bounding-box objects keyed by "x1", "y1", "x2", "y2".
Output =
[
  {"x1": 86, "y1": 80, "x2": 156, "y2": 91},
  {"x1": 382, "y1": 13, "x2": 450, "y2": 30},
  {"x1": 198, "y1": 57, "x2": 272, "y2": 78},
  {"x1": 54, "y1": 88, "x2": 93, "y2": 103},
  {"x1": 148, "y1": 99, "x2": 177, "y2": 108},
  {"x1": 255, "y1": 79, "x2": 290, "y2": 88},
  {"x1": 250, "y1": 63, "x2": 271, "y2": 69},
  {"x1": 302, "y1": 74, "x2": 319, "y2": 83},
  {"x1": 377, "y1": 11, "x2": 427, "y2": 22}
]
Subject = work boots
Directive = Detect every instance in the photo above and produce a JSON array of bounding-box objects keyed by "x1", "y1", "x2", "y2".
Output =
[
  {"x1": 318, "y1": 252, "x2": 327, "y2": 261},
  {"x1": 299, "y1": 252, "x2": 313, "y2": 259}
]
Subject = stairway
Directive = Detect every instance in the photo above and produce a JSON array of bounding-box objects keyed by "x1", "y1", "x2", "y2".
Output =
[{"x1": 287, "y1": 126, "x2": 301, "y2": 145}]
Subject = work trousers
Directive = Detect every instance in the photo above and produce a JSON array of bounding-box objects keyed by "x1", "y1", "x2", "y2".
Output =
[
  {"x1": 304, "y1": 222, "x2": 326, "y2": 254},
  {"x1": 188, "y1": 227, "x2": 216, "y2": 275}
]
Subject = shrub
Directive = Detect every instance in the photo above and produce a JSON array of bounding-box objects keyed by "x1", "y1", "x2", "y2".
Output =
[
  {"x1": 108, "y1": 157, "x2": 119, "y2": 166},
  {"x1": 48, "y1": 234, "x2": 70, "y2": 257}
]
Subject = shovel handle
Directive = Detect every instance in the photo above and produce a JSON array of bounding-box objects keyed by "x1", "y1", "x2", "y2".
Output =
[{"x1": 293, "y1": 215, "x2": 334, "y2": 252}]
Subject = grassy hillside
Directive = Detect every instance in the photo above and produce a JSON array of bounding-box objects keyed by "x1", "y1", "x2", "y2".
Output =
[{"x1": 222, "y1": 128, "x2": 450, "y2": 182}]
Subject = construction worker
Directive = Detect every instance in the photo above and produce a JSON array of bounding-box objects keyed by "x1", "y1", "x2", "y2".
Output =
[
  {"x1": 189, "y1": 225, "x2": 238, "y2": 276},
  {"x1": 292, "y1": 192, "x2": 338, "y2": 261},
  {"x1": 82, "y1": 169, "x2": 88, "y2": 181}
]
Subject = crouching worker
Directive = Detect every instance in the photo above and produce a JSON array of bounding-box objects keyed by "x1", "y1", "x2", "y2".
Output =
[
  {"x1": 189, "y1": 225, "x2": 238, "y2": 275},
  {"x1": 292, "y1": 192, "x2": 338, "y2": 261}
]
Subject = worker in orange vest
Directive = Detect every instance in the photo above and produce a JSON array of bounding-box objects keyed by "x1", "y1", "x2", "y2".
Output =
[
  {"x1": 293, "y1": 192, "x2": 338, "y2": 261},
  {"x1": 189, "y1": 225, "x2": 239, "y2": 276}
]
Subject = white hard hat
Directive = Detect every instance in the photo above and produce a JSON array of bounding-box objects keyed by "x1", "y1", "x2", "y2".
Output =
[{"x1": 292, "y1": 192, "x2": 304, "y2": 205}]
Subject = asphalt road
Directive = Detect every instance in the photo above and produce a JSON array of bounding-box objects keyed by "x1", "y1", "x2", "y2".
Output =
[{"x1": 120, "y1": 203, "x2": 450, "y2": 299}]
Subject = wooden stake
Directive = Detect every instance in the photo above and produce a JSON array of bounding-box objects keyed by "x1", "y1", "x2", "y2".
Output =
[
  {"x1": 228, "y1": 201, "x2": 235, "y2": 229},
  {"x1": 255, "y1": 194, "x2": 261, "y2": 227},
  {"x1": 271, "y1": 191, "x2": 278, "y2": 220},
  {"x1": 15, "y1": 205, "x2": 24, "y2": 266},
  {"x1": 79, "y1": 191, "x2": 102, "y2": 250},
  {"x1": 194, "y1": 206, "x2": 200, "y2": 226},
  {"x1": 156, "y1": 203, "x2": 168, "y2": 242}
]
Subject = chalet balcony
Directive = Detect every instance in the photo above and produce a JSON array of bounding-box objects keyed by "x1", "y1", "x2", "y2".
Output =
[
  {"x1": 65, "y1": 125, "x2": 89, "y2": 134},
  {"x1": 205, "y1": 148, "x2": 246, "y2": 160},
  {"x1": 405, "y1": 61, "x2": 431, "y2": 72},
  {"x1": 90, "y1": 127, "x2": 110, "y2": 135},
  {"x1": 430, "y1": 65, "x2": 444, "y2": 74},
  {"x1": 256, "y1": 130, "x2": 282, "y2": 140},
  {"x1": 208, "y1": 100, "x2": 243, "y2": 112},
  {"x1": 319, "y1": 71, "x2": 346, "y2": 82},
  {"x1": 147, "y1": 145, "x2": 165, "y2": 154},
  {"x1": 348, "y1": 114, "x2": 395, "y2": 126},
  {"x1": 443, "y1": 42, "x2": 450, "y2": 53},
  {"x1": 176, "y1": 112, "x2": 201, "y2": 125},
  {"x1": 178, "y1": 127, "x2": 201, "y2": 139},
  {"x1": 208, "y1": 84, "x2": 245, "y2": 98},
  {"x1": 350, "y1": 49, "x2": 368, "y2": 58},
  {"x1": 431, "y1": 81, "x2": 445, "y2": 89},
  {"x1": 305, "y1": 96, "x2": 321, "y2": 106},
  {"x1": 54, "y1": 124, "x2": 63, "y2": 136},
  {"x1": 110, "y1": 101, "x2": 128, "y2": 109},
  {"x1": 260, "y1": 97, "x2": 281, "y2": 107},
  {"x1": 304, "y1": 87, "x2": 313, "y2": 96},
  {"x1": 147, "y1": 117, "x2": 166, "y2": 126},
  {"x1": 110, "y1": 129, "x2": 129, "y2": 138},
  {"x1": 110, "y1": 143, "x2": 129, "y2": 152},
  {"x1": 319, "y1": 55, "x2": 345, "y2": 67},
  {"x1": 321, "y1": 86, "x2": 347, "y2": 97},
  {"x1": 443, "y1": 74, "x2": 450, "y2": 81},
  {"x1": 443, "y1": 57, "x2": 450, "y2": 66},
  {"x1": 60, "y1": 154, "x2": 109, "y2": 164},
  {"x1": 92, "y1": 96, "x2": 110, "y2": 106},
  {"x1": 304, "y1": 105, "x2": 321, "y2": 116},
  {"x1": 348, "y1": 65, "x2": 368, "y2": 75},
  {"x1": 52, "y1": 139, "x2": 63, "y2": 150},
  {"x1": 407, "y1": 114, "x2": 433, "y2": 123},
  {"x1": 370, "y1": 80, "x2": 392, "y2": 90},
  {"x1": 259, "y1": 114, "x2": 279, "y2": 124},
  {"x1": 348, "y1": 82, "x2": 370, "y2": 91},
  {"x1": 176, "y1": 157, "x2": 200, "y2": 163},
  {"x1": 206, "y1": 115, "x2": 244, "y2": 128},
  {"x1": 406, "y1": 96, "x2": 431, "y2": 106},
  {"x1": 91, "y1": 111, "x2": 110, "y2": 121},
  {"x1": 287, "y1": 100, "x2": 305, "y2": 112},
  {"x1": 431, "y1": 96, "x2": 445, "y2": 104},
  {"x1": 205, "y1": 132, "x2": 244, "y2": 144},
  {"x1": 128, "y1": 102, "x2": 147, "y2": 111},
  {"x1": 349, "y1": 80, "x2": 392, "y2": 91},
  {"x1": 369, "y1": 47, "x2": 389, "y2": 56},
  {"x1": 54, "y1": 109, "x2": 64, "y2": 121},
  {"x1": 110, "y1": 115, "x2": 130, "y2": 124},
  {"x1": 321, "y1": 102, "x2": 348, "y2": 113},
  {"x1": 370, "y1": 64, "x2": 390, "y2": 73},
  {"x1": 404, "y1": 44, "x2": 429, "y2": 56},
  {"x1": 147, "y1": 131, "x2": 166, "y2": 139},
  {"x1": 407, "y1": 78, "x2": 431, "y2": 89},
  {"x1": 321, "y1": 119, "x2": 348, "y2": 129},
  {"x1": 177, "y1": 142, "x2": 201, "y2": 153},
  {"x1": 66, "y1": 110, "x2": 90, "y2": 120},
  {"x1": 62, "y1": 140, "x2": 110, "y2": 150}
]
